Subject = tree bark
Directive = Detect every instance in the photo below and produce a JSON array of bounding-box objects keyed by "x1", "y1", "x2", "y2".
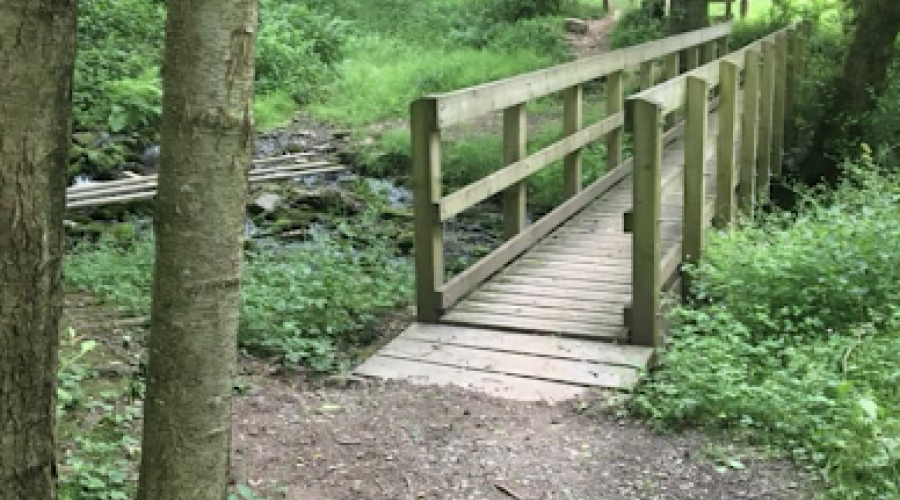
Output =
[
  {"x1": 803, "y1": 0, "x2": 900, "y2": 183},
  {"x1": 136, "y1": 1, "x2": 258, "y2": 499},
  {"x1": 0, "y1": 2, "x2": 77, "y2": 500}
]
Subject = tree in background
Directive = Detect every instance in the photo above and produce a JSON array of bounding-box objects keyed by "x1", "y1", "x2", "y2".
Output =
[
  {"x1": 670, "y1": 0, "x2": 709, "y2": 32},
  {"x1": 136, "y1": 1, "x2": 258, "y2": 499},
  {"x1": 803, "y1": 0, "x2": 900, "y2": 182},
  {"x1": 0, "y1": 2, "x2": 77, "y2": 499}
]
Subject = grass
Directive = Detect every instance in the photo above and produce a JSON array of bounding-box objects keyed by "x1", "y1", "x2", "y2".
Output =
[{"x1": 631, "y1": 159, "x2": 900, "y2": 500}]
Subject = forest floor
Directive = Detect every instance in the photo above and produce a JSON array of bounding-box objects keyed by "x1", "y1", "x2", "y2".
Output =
[{"x1": 62, "y1": 293, "x2": 814, "y2": 500}]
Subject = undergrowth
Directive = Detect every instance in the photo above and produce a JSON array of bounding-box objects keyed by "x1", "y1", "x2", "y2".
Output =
[{"x1": 631, "y1": 157, "x2": 900, "y2": 500}]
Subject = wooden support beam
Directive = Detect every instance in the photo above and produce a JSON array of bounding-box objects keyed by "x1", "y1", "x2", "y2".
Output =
[
  {"x1": 664, "y1": 52, "x2": 682, "y2": 127},
  {"x1": 686, "y1": 46, "x2": 701, "y2": 71},
  {"x1": 716, "y1": 60, "x2": 739, "y2": 226},
  {"x1": 757, "y1": 40, "x2": 776, "y2": 202},
  {"x1": 739, "y1": 49, "x2": 761, "y2": 215},
  {"x1": 683, "y1": 76, "x2": 709, "y2": 297},
  {"x1": 563, "y1": 85, "x2": 584, "y2": 198},
  {"x1": 771, "y1": 33, "x2": 788, "y2": 177},
  {"x1": 630, "y1": 99, "x2": 664, "y2": 347},
  {"x1": 701, "y1": 41, "x2": 717, "y2": 65},
  {"x1": 640, "y1": 61, "x2": 655, "y2": 90},
  {"x1": 606, "y1": 71, "x2": 624, "y2": 172},
  {"x1": 411, "y1": 98, "x2": 444, "y2": 322},
  {"x1": 502, "y1": 104, "x2": 528, "y2": 239}
]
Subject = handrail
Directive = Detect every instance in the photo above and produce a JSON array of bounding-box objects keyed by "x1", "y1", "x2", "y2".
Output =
[
  {"x1": 625, "y1": 22, "x2": 807, "y2": 347},
  {"x1": 428, "y1": 23, "x2": 732, "y2": 127},
  {"x1": 411, "y1": 23, "x2": 734, "y2": 323}
]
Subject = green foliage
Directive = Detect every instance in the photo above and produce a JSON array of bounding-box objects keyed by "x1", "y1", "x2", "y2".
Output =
[
  {"x1": 608, "y1": 7, "x2": 666, "y2": 49},
  {"x1": 65, "y1": 189, "x2": 414, "y2": 372},
  {"x1": 632, "y1": 163, "x2": 900, "y2": 500},
  {"x1": 105, "y1": 70, "x2": 162, "y2": 134}
]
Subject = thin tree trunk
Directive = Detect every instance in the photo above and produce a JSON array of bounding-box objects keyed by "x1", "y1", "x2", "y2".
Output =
[
  {"x1": 136, "y1": 1, "x2": 258, "y2": 499},
  {"x1": 0, "y1": 3, "x2": 77, "y2": 500},
  {"x1": 803, "y1": 0, "x2": 900, "y2": 183}
]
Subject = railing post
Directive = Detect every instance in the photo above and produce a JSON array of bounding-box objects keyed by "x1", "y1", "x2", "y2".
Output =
[
  {"x1": 772, "y1": 33, "x2": 788, "y2": 177},
  {"x1": 631, "y1": 98, "x2": 663, "y2": 348},
  {"x1": 411, "y1": 98, "x2": 444, "y2": 322},
  {"x1": 785, "y1": 28, "x2": 799, "y2": 150},
  {"x1": 502, "y1": 104, "x2": 527, "y2": 238},
  {"x1": 717, "y1": 34, "x2": 730, "y2": 60},
  {"x1": 717, "y1": 60, "x2": 739, "y2": 227},
  {"x1": 686, "y1": 46, "x2": 701, "y2": 71},
  {"x1": 739, "y1": 49, "x2": 762, "y2": 215},
  {"x1": 684, "y1": 76, "x2": 709, "y2": 296},
  {"x1": 606, "y1": 71, "x2": 624, "y2": 168},
  {"x1": 664, "y1": 52, "x2": 681, "y2": 128},
  {"x1": 640, "y1": 60, "x2": 655, "y2": 90},
  {"x1": 701, "y1": 41, "x2": 717, "y2": 65},
  {"x1": 563, "y1": 85, "x2": 584, "y2": 198},
  {"x1": 757, "y1": 40, "x2": 776, "y2": 202},
  {"x1": 740, "y1": 0, "x2": 749, "y2": 18},
  {"x1": 725, "y1": 0, "x2": 734, "y2": 20}
]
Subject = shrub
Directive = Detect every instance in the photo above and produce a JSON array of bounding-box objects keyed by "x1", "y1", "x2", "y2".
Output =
[
  {"x1": 632, "y1": 162, "x2": 900, "y2": 500},
  {"x1": 608, "y1": 8, "x2": 666, "y2": 49}
]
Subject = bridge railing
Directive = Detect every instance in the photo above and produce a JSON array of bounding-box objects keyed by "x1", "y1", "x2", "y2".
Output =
[
  {"x1": 410, "y1": 23, "x2": 734, "y2": 322},
  {"x1": 626, "y1": 22, "x2": 807, "y2": 347}
]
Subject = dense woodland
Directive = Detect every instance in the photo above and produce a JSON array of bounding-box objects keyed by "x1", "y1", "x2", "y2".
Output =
[{"x1": 1, "y1": 0, "x2": 899, "y2": 499}]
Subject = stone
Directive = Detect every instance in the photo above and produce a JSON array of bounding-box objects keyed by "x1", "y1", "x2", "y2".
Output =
[
  {"x1": 564, "y1": 18, "x2": 589, "y2": 35},
  {"x1": 252, "y1": 192, "x2": 281, "y2": 213}
]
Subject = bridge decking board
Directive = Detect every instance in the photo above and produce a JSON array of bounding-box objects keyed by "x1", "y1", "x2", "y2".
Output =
[{"x1": 356, "y1": 104, "x2": 733, "y2": 402}]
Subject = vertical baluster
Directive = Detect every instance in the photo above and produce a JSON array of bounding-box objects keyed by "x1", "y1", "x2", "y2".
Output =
[
  {"x1": 739, "y1": 49, "x2": 762, "y2": 215},
  {"x1": 771, "y1": 33, "x2": 789, "y2": 176},
  {"x1": 757, "y1": 40, "x2": 776, "y2": 201},
  {"x1": 563, "y1": 85, "x2": 584, "y2": 198},
  {"x1": 717, "y1": 61, "x2": 739, "y2": 226},
  {"x1": 683, "y1": 76, "x2": 709, "y2": 296},
  {"x1": 502, "y1": 104, "x2": 527, "y2": 239},
  {"x1": 607, "y1": 72, "x2": 624, "y2": 169}
]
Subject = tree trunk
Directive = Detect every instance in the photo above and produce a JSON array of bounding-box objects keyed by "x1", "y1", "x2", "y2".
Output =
[
  {"x1": 136, "y1": 1, "x2": 258, "y2": 499},
  {"x1": 670, "y1": 0, "x2": 709, "y2": 33},
  {"x1": 0, "y1": 2, "x2": 77, "y2": 500},
  {"x1": 803, "y1": 0, "x2": 900, "y2": 183}
]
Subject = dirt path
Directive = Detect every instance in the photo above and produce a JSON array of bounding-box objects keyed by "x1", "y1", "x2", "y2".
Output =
[
  {"x1": 566, "y1": 11, "x2": 623, "y2": 59},
  {"x1": 232, "y1": 372, "x2": 810, "y2": 500}
]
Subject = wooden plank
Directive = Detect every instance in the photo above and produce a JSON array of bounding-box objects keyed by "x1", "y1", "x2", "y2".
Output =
[
  {"x1": 398, "y1": 323, "x2": 653, "y2": 368},
  {"x1": 439, "y1": 157, "x2": 634, "y2": 310},
  {"x1": 502, "y1": 104, "x2": 527, "y2": 239},
  {"x1": 664, "y1": 52, "x2": 682, "y2": 127},
  {"x1": 480, "y1": 282, "x2": 632, "y2": 303},
  {"x1": 354, "y1": 355, "x2": 588, "y2": 402},
  {"x1": 431, "y1": 23, "x2": 732, "y2": 127},
  {"x1": 757, "y1": 40, "x2": 776, "y2": 201},
  {"x1": 629, "y1": 98, "x2": 664, "y2": 347},
  {"x1": 441, "y1": 311, "x2": 626, "y2": 340},
  {"x1": 453, "y1": 301, "x2": 625, "y2": 327},
  {"x1": 505, "y1": 264, "x2": 631, "y2": 282},
  {"x1": 493, "y1": 274, "x2": 631, "y2": 292},
  {"x1": 717, "y1": 60, "x2": 739, "y2": 226},
  {"x1": 563, "y1": 85, "x2": 584, "y2": 198},
  {"x1": 640, "y1": 60, "x2": 655, "y2": 90},
  {"x1": 467, "y1": 290, "x2": 629, "y2": 313},
  {"x1": 739, "y1": 49, "x2": 761, "y2": 214},
  {"x1": 439, "y1": 112, "x2": 623, "y2": 220},
  {"x1": 411, "y1": 98, "x2": 444, "y2": 322},
  {"x1": 380, "y1": 339, "x2": 638, "y2": 388}
]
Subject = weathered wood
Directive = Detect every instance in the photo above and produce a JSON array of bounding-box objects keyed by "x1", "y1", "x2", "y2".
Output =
[
  {"x1": 454, "y1": 301, "x2": 624, "y2": 327},
  {"x1": 683, "y1": 76, "x2": 709, "y2": 295},
  {"x1": 439, "y1": 157, "x2": 634, "y2": 310},
  {"x1": 785, "y1": 29, "x2": 799, "y2": 150},
  {"x1": 686, "y1": 46, "x2": 701, "y2": 71},
  {"x1": 739, "y1": 49, "x2": 761, "y2": 214},
  {"x1": 439, "y1": 113, "x2": 624, "y2": 220},
  {"x1": 716, "y1": 60, "x2": 739, "y2": 226},
  {"x1": 480, "y1": 281, "x2": 632, "y2": 303},
  {"x1": 468, "y1": 290, "x2": 628, "y2": 312},
  {"x1": 701, "y1": 41, "x2": 717, "y2": 65},
  {"x1": 606, "y1": 71, "x2": 624, "y2": 170},
  {"x1": 664, "y1": 52, "x2": 682, "y2": 127},
  {"x1": 355, "y1": 355, "x2": 589, "y2": 402},
  {"x1": 771, "y1": 33, "x2": 788, "y2": 177},
  {"x1": 399, "y1": 323, "x2": 652, "y2": 368},
  {"x1": 640, "y1": 60, "x2": 655, "y2": 90},
  {"x1": 563, "y1": 85, "x2": 584, "y2": 198},
  {"x1": 411, "y1": 98, "x2": 444, "y2": 322},
  {"x1": 380, "y1": 338, "x2": 638, "y2": 388},
  {"x1": 431, "y1": 23, "x2": 732, "y2": 127},
  {"x1": 757, "y1": 40, "x2": 776, "y2": 201},
  {"x1": 740, "y1": 0, "x2": 749, "y2": 17},
  {"x1": 629, "y1": 98, "x2": 663, "y2": 347},
  {"x1": 502, "y1": 104, "x2": 528, "y2": 238},
  {"x1": 442, "y1": 310, "x2": 627, "y2": 340}
]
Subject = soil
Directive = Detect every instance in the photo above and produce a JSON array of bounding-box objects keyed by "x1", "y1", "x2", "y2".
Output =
[
  {"x1": 231, "y1": 373, "x2": 811, "y2": 500},
  {"x1": 566, "y1": 11, "x2": 623, "y2": 59}
]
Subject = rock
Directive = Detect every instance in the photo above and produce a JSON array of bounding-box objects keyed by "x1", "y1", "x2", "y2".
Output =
[
  {"x1": 564, "y1": 18, "x2": 589, "y2": 35},
  {"x1": 140, "y1": 144, "x2": 161, "y2": 168},
  {"x1": 252, "y1": 193, "x2": 281, "y2": 213}
]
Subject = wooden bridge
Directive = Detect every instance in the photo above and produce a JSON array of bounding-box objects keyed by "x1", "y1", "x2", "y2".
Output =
[{"x1": 357, "y1": 22, "x2": 807, "y2": 402}]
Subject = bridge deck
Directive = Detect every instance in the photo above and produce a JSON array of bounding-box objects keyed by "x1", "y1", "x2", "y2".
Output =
[{"x1": 356, "y1": 105, "x2": 734, "y2": 403}]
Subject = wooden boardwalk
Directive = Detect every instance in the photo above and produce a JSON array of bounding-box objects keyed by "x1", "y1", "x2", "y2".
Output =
[{"x1": 356, "y1": 22, "x2": 804, "y2": 402}]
